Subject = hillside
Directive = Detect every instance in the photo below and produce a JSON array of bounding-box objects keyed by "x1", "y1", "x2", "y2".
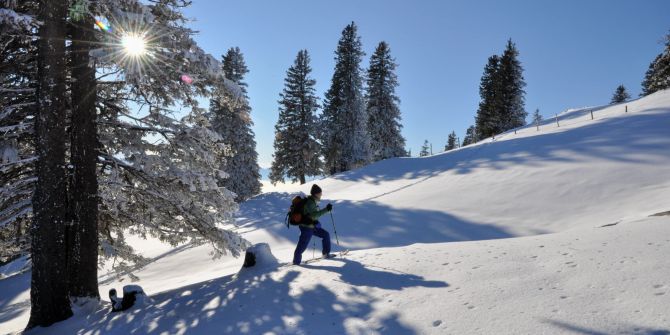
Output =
[{"x1": 2, "y1": 90, "x2": 670, "y2": 334}]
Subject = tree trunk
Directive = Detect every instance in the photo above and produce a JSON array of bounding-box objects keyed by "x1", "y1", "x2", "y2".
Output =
[
  {"x1": 27, "y1": 0, "x2": 73, "y2": 329},
  {"x1": 67, "y1": 11, "x2": 100, "y2": 300},
  {"x1": 299, "y1": 174, "x2": 305, "y2": 185}
]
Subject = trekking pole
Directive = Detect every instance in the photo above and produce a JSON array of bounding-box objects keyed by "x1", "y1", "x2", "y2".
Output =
[
  {"x1": 330, "y1": 211, "x2": 340, "y2": 246},
  {"x1": 312, "y1": 240, "x2": 315, "y2": 260}
]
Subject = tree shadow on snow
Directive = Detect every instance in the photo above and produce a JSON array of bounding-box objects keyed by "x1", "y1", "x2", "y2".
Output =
[
  {"x1": 328, "y1": 110, "x2": 670, "y2": 182},
  {"x1": 545, "y1": 319, "x2": 670, "y2": 335},
  {"x1": 239, "y1": 192, "x2": 516, "y2": 250},
  {"x1": 53, "y1": 265, "x2": 439, "y2": 334},
  {"x1": 0, "y1": 271, "x2": 30, "y2": 325}
]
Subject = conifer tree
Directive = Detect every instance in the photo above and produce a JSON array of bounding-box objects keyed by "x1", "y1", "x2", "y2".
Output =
[
  {"x1": 445, "y1": 131, "x2": 457, "y2": 151},
  {"x1": 270, "y1": 50, "x2": 322, "y2": 184},
  {"x1": 321, "y1": 22, "x2": 370, "y2": 174},
  {"x1": 610, "y1": 85, "x2": 631, "y2": 104},
  {"x1": 1, "y1": 3, "x2": 251, "y2": 320},
  {"x1": 475, "y1": 39, "x2": 526, "y2": 139},
  {"x1": 419, "y1": 140, "x2": 430, "y2": 157},
  {"x1": 0, "y1": 0, "x2": 38, "y2": 263},
  {"x1": 641, "y1": 32, "x2": 670, "y2": 96},
  {"x1": 462, "y1": 126, "x2": 476, "y2": 147},
  {"x1": 532, "y1": 108, "x2": 543, "y2": 124},
  {"x1": 475, "y1": 55, "x2": 501, "y2": 139},
  {"x1": 209, "y1": 47, "x2": 261, "y2": 201},
  {"x1": 366, "y1": 41, "x2": 406, "y2": 161},
  {"x1": 498, "y1": 39, "x2": 527, "y2": 130},
  {"x1": 67, "y1": 1, "x2": 100, "y2": 300},
  {"x1": 28, "y1": 0, "x2": 73, "y2": 327},
  {"x1": 94, "y1": 0, "x2": 249, "y2": 271}
]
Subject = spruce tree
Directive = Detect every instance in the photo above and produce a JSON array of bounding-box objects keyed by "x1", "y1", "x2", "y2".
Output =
[
  {"x1": 67, "y1": 2, "x2": 100, "y2": 300},
  {"x1": 321, "y1": 22, "x2": 370, "y2": 174},
  {"x1": 475, "y1": 39, "x2": 526, "y2": 138},
  {"x1": 28, "y1": 0, "x2": 73, "y2": 328},
  {"x1": 2, "y1": 1, "x2": 250, "y2": 299},
  {"x1": 610, "y1": 85, "x2": 631, "y2": 104},
  {"x1": 270, "y1": 50, "x2": 321, "y2": 185},
  {"x1": 498, "y1": 39, "x2": 527, "y2": 130},
  {"x1": 445, "y1": 131, "x2": 457, "y2": 151},
  {"x1": 366, "y1": 41, "x2": 406, "y2": 161},
  {"x1": 641, "y1": 32, "x2": 670, "y2": 96},
  {"x1": 0, "y1": 1, "x2": 38, "y2": 263},
  {"x1": 532, "y1": 108, "x2": 543, "y2": 124},
  {"x1": 475, "y1": 55, "x2": 501, "y2": 139},
  {"x1": 210, "y1": 47, "x2": 261, "y2": 201},
  {"x1": 462, "y1": 126, "x2": 476, "y2": 147},
  {"x1": 419, "y1": 140, "x2": 430, "y2": 157}
]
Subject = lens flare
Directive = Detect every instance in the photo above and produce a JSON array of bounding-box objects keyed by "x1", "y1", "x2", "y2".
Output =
[
  {"x1": 94, "y1": 17, "x2": 111, "y2": 32},
  {"x1": 121, "y1": 34, "x2": 147, "y2": 57},
  {"x1": 180, "y1": 74, "x2": 194, "y2": 85}
]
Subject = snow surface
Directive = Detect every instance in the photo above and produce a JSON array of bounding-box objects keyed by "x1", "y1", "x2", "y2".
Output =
[{"x1": 2, "y1": 90, "x2": 670, "y2": 334}]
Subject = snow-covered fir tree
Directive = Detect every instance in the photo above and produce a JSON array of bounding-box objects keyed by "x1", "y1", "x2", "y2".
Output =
[
  {"x1": 532, "y1": 109, "x2": 543, "y2": 124},
  {"x1": 419, "y1": 140, "x2": 430, "y2": 157},
  {"x1": 1, "y1": 2, "x2": 251, "y2": 326},
  {"x1": 89, "y1": 0, "x2": 250, "y2": 267},
  {"x1": 475, "y1": 39, "x2": 526, "y2": 139},
  {"x1": 208, "y1": 47, "x2": 261, "y2": 201},
  {"x1": 321, "y1": 22, "x2": 370, "y2": 174},
  {"x1": 610, "y1": 85, "x2": 631, "y2": 104},
  {"x1": 641, "y1": 32, "x2": 670, "y2": 96},
  {"x1": 445, "y1": 131, "x2": 457, "y2": 151},
  {"x1": 0, "y1": 1, "x2": 37, "y2": 264},
  {"x1": 366, "y1": 41, "x2": 406, "y2": 161},
  {"x1": 462, "y1": 126, "x2": 476, "y2": 147},
  {"x1": 28, "y1": 0, "x2": 73, "y2": 327},
  {"x1": 269, "y1": 50, "x2": 322, "y2": 185}
]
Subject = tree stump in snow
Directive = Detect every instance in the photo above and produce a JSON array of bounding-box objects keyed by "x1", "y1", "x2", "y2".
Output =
[
  {"x1": 239, "y1": 243, "x2": 279, "y2": 272},
  {"x1": 243, "y1": 250, "x2": 256, "y2": 268}
]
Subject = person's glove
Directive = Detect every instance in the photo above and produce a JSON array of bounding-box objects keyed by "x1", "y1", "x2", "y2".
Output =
[
  {"x1": 325, "y1": 203, "x2": 333, "y2": 212},
  {"x1": 315, "y1": 222, "x2": 322, "y2": 229}
]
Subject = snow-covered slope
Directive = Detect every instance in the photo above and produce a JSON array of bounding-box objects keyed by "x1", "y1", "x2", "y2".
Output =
[{"x1": 2, "y1": 90, "x2": 670, "y2": 334}]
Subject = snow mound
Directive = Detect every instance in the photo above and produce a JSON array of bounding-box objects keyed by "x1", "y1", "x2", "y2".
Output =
[{"x1": 237, "y1": 243, "x2": 280, "y2": 276}]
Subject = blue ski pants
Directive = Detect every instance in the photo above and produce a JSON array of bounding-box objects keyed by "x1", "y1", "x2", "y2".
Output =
[{"x1": 293, "y1": 223, "x2": 331, "y2": 265}]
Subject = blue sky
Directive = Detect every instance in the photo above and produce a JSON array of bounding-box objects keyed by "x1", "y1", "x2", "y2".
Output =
[{"x1": 183, "y1": 0, "x2": 669, "y2": 168}]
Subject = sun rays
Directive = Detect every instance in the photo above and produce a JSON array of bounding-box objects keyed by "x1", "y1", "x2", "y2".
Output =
[{"x1": 120, "y1": 33, "x2": 147, "y2": 57}]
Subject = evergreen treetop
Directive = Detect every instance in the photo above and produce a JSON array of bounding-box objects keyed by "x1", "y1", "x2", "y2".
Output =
[
  {"x1": 641, "y1": 31, "x2": 670, "y2": 96},
  {"x1": 611, "y1": 85, "x2": 631, "y2": 104}
]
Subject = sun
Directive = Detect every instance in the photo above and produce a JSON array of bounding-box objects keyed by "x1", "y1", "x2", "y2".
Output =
[{"x1": 121, "y1": 34, "x2": 147, "y2": 57}]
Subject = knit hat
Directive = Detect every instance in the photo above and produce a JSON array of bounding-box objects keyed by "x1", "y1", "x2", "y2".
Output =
[{"x1": 310, "y1": 184, "x2": 322, "y2": 196}]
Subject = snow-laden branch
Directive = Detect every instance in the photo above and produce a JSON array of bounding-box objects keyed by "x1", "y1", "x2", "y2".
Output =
[
  {"x1": 0, "y1": 8, "x2": 37, "y2": 31},
  {"x1": 0, "y1": 156, "x2": 37, "y2": 173}
]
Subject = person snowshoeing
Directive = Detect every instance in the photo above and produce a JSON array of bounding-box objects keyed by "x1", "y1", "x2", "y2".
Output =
[{"x1": 292, "y1": 184, "x2": 334, "y2": 265}]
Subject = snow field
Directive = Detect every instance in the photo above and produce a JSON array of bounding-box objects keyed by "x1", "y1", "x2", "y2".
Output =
[{"x1": 2, "y1": 90, "x2": 670, "y2": 334}]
